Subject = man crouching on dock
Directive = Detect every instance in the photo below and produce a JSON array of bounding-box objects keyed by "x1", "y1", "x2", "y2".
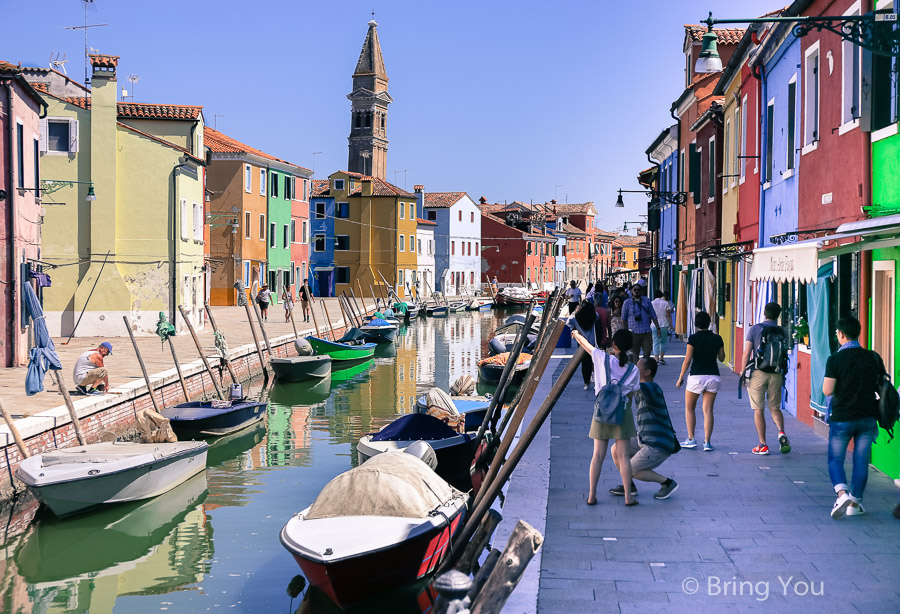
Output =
[
  {"x1": 73, "y1": 342, "x2": 112, "y2": 395},
  {"x1": 610, "y1": 357, "x2": 680, "y2": 500}
]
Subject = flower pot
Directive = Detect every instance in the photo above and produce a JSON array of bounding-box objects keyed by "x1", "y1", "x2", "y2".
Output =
[{"x1": 803, "y1": 335, "x2": 809, "y2": 347}]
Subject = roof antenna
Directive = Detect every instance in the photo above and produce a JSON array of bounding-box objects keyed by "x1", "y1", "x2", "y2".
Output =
[
  {"x1": 49, "y1": 51, "x2": 69, "y2": 75},
  {"x1": 65, "y1": 0, "x2": 109, "y2": 87}
]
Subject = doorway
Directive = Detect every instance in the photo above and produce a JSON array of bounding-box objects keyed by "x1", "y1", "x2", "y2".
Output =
[{"x1": 873, "y1": 260, "x2": 895, "y2": 377}]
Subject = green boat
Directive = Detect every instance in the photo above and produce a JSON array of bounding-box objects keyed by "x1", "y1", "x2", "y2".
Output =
[
  {"x1": 306, "y1": 335, "x2": 376, "y2": 363},
  {"x1": 331, "y1": 358, "x2": 375, "y2": 382}
]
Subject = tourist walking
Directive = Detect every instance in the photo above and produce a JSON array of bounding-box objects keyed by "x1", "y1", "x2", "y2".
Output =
[
  {"x1": 572, "y1": 328, "x2": 640, "y2": 507},
  {"x1": 651, "y1": 290, "x2": 673, "y2": 365},
  {"x1": 593, "y1": 294, "x2": 611, "y2": 351},
  {"x1": 256, "y1": 284, "x2": 271, "y2": 321},
  {"x1": 610, "y1": 357, "x2": 680, "y2": 500},
  {"x1": 823, "y1": 316, "x2": 883, "y2": 518},
  {"x1": 609, "y1": 295, "x2": 625, "y2": 339},
  {"x1": 740, "y1": 301, "x2": 791, "y2": 455},
  {"x1": 566, "y1": 301, "x2": 598, "y2": 390},
  {"x1": 622, "y1": 283, "x2": 659, "y2": 361},
  {"x1": 299, "y1": 281, "x2": 312, "y2": 322},
  {"x1": 282, "y1": 284, "x2": 294, "y2": 323},
  {"x1": 565, "y1": 280, "x2": 582, "y2": 314},
  {"x1": 676, "y1": 311, "x2": 724, "y2": 451}
]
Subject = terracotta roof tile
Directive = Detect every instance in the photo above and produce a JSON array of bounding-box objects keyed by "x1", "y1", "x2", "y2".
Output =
[
  {"x1": 88, "y1": 54, "x2": 119, "y2": 68},
  {"x1": 416, "y1": 217, "x2": 437, "y2": 226},
  {"x1": 30, "y1": 81, "x2": 48, "y2": 92},
  {"x1": 423, "y1": 192, "x2": 466, "y2": 208},
  {"x1": 553, "y1": 202, "x2": 596, "y2": 216},
  {"x1": 65, "y1": 96, "x2": 90, "y2": 109},
  {"x1": 349, "y1": 177, "x2": 414, "y2": 198},
  {"x1": 685, "y1": 26, "x2": 745, "y2": 45},
  {"x1": 118, "y1": 102, "x2": 202, "y2": 120},
  {"x1": 311, "y1": 179, "x2": 330, "y2": 197},
  {"x1": 204, "y1": 126, "x2": 310, "y2": 173}
]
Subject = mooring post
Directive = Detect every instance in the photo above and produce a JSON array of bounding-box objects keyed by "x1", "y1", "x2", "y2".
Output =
[
  {"x1": 205, "y1": 304, "x2": 239, "y2": 385},
  {"x1": 123, "y1": 315, "x2": 163, "y2": 414},
  {"x1": 180, "y1": 305, "x2": 225, "y2": 399}
]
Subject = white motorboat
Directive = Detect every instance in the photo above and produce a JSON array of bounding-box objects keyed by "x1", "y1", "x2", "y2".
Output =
[{"x1": 17, "y1": 440, "x2": 209, "y2": 517}]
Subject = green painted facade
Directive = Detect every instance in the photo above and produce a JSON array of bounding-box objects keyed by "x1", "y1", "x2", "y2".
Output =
[{"x1": 266, "y1": 169, "x2": 293, "y2": 304}]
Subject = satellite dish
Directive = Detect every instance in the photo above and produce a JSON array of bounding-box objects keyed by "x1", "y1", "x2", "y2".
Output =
[{"x1": 49, "y1": 52, "x2": 69, "y2": 75}]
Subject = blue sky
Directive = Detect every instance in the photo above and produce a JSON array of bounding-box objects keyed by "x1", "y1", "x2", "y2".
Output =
[{"x1": 4, "y1": 0, "x2": 780, "y2": 233}]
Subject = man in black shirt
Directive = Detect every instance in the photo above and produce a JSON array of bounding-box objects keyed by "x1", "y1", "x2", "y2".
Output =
[{"x1": 823, "y1": 316, "x2": 882, "y2": 519}]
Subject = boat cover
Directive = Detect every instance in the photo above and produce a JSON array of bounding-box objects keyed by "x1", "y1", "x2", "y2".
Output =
[
  {"x1": 41, "y1": 442, "x2": 171, "y2": 467},
  {"x1": 450, "y1": 375, "x2": 477, "y2": 396},
  {"x1": 371, "y1": 413, "x2": 460, "y2": 442},
  {"x1": 478, "y1": 352, "x2": 532, "y2": 367},
  {"x1": 305, "y1": 451, "x2": 460, "y2": 519},
  {"x1": 365, "y1": 318, "x2": 391, "y2": 327},
  {"x1": 422, "y1": 388, "x2": 462, "y2": 431},
  {"x1": 337, "y1": 328, "x2": 367, "y2": 343}
]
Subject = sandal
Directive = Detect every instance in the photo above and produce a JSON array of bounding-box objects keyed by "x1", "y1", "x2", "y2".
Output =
[{"x1": 624, "y1": 500, "x2": 639, "y2": 507}]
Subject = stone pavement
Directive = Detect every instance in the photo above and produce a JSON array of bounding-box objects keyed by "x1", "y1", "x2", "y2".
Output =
[
  {"x1": 0, "y1": 298, "x2": 369, "y2": 418},
  {"x1": 537, "y1": 340, "x2": 900, "y2": 614}
]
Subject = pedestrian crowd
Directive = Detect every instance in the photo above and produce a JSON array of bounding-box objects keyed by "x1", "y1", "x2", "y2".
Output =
[{"x1": 564, "y1": 278, "x2": 899, "y2": 519}]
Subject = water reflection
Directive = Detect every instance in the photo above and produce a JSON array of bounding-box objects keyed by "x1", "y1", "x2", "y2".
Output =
[{"x1": 0, "y1": 309, "x2": 516, "y2": 613}]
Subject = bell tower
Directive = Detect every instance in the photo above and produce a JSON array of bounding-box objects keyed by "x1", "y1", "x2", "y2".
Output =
[{"x1": 347, "y1": 20, "x2": 392, "y2": 179}]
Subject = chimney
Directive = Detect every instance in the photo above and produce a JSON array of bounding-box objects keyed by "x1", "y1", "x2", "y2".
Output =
[
  {"x1": 414, "y1": 185, "x2": 424, "y2": 214},
  {"x1": 89, "y1": 54, "x2": 119, "y2": 81},
  {"x1": 361, "y1": 176, "x2": 372, "y2": 197},
  {"x1": 479, "y1": 196, "x2": 487, "y2": 204}
]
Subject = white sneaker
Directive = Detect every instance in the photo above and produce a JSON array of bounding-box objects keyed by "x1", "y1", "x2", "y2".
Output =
[
  {"x1": 846, "y1": 502, "x2": 866, "y2": 517},
  {"x1": 584, "y1": 384, "x2": 590, "y2": 390},
  {"x1": 831, "y1": 493, "x2": 852, "y2": 519}
]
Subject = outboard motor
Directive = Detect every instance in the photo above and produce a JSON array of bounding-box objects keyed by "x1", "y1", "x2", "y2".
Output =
[
  {"x1": 489, "y1": 337, "x2": 508, "y2": 356},
  {"x1": 229, "y1": 383, "x2": 243, "y2": 401},
  {"x1": 404, "y1": 440, "x2": 438, "y2": 471},
  {"x1": 295, "y1": 337, "x2": 314, "y2": 356}
]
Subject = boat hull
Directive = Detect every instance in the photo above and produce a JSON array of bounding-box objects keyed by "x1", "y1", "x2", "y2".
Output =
[
  {"x1": 359, "y1": 325, "x2": 398, "y2": 344},
  {"x1": 424, "y1": 305, "x2": 448, "y2": 316},
  {"x1": 163, "y1": 401, "x2": 268, "y2": 439},
  {"x1": 281, "y1": 504, "x2": 466, "y2": 608},
  {"x1": 477, "y1": 361, "x2": 529, "y2": 383},
  {"x1": 270, "y1": 355, "x2": 332, "y2": 382},
  {"x1": 306, "y1": 336, "x2": 376, "y2": 362},
  {"x1": 17, "y1": 442, "x2": 208, "y2": 517}
]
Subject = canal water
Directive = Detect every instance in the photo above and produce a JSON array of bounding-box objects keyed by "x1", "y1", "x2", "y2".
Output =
[{"x1": 0, "y1": 309, "x2": 518, "y2": 614}]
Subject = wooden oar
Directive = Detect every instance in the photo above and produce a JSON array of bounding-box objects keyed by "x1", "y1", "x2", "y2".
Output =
[
  {"x1": 179, "y1": 305, "x2": 224, "y2": 399},
  {"x1": 205, "y1": 304, "x2": 238, "y2": 385},
  {"x1": 441, "y1": 341, "x2": 583, "y2": 573}
]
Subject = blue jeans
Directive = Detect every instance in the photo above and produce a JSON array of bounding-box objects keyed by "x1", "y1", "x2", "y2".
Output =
[
  {"x1": 652, "y1": 326, "x2": 669, "y2": 356},
  {"x1": 827, "y1": 417, "x2": 879, "y2": 501}
]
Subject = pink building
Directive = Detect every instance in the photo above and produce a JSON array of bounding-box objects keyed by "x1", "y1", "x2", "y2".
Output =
[
  {"x1": 291, "y1": 174, "x2": 312, "y2": 299},
  {"x1": 0, "y1": 63, "x2": 47, "y2": 366}
]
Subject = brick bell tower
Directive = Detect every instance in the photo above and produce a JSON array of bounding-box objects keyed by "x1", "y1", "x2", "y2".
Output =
[{"x1": 347, "y1": 20, "x2": 392, "y2": 179}]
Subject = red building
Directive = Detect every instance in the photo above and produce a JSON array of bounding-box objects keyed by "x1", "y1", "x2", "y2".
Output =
[
  {"x1": 479, "y1": 205, "x2": 555, "y2": 286},
  {"x1": 291, "y1": 174, "x2": 312, "y2": 300}
]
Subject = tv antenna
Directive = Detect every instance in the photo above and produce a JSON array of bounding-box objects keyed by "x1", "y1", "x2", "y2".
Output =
[
  {"x1": 49, "y1": 52, "x2": 69, "y2": 75},
  {"x1": 127, "y1": 74, "x2": 139, "y2": 100},
  {"x1": 65, "y1": 0, "x2": 109, "y2": 86}
]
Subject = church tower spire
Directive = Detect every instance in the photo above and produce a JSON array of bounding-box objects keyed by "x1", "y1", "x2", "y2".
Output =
[{"x1": 347, "y1": 20, "x2": 392, "y2": 179}]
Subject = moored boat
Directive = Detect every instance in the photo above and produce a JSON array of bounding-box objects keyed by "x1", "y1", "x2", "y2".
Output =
[
  {"x1": 465, "y1": 298, "x2": 492, "y2": 311},
  {"x1": 306, "y1": 335, "x2": 376, "y2": 362},
  {"x1": 17, "y1": 440, "x2": 208, "y2": 517},
  {"x1": 447, "y1": 301, "x2": 467, "y2": 312},
  {"x1": 359, "y1": 318, "x2": 399, "y2": 343},
  {"x1": 477, "y1": 352, "x2": 531, "y2": 383},
  {"x1": 279, "y1": 451, "x2": 467, "y2": 608},
  {"x1": 424, "y1": 303, "x2": 448, "y2": 316},
  {"x1": 162, "y1": 398, "x2": 268, "y2": 439},
  {"x1": 270, "y1": 355, "x2": 332, "y2": 382}
]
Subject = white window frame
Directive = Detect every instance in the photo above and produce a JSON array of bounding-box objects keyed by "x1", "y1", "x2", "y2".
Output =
[
  {"x1": 291, "y1": 219, "x2": 296, "y2": 243},
  {"x1": 315, "y1": 201, "x2": 326, "y2": 219},
  {"x1": 786, "y1": 74, "x2": 798, "y2": 176},
  {"x1": 193, "y1": 202, "x2": 203, "y2": 242},
  {"x1": 333, "y1": 178, "x2": 344, "y2": 191},
  {"x1": 290, "y1": 261, "x2": 295, "y2": 286},
  {"x1": 410, "y1": 235, "x2": 415, "y2": 251},
  {"x1": 313, "y1": 234, "x2": 326, "y2": 252},
  {"x1": 244, "y1": 211, "x2": 251, "y2": 239},
  {"x1": 723, "y1": 117, "x2": 731, "y2": 194},
  {"x1": 180, "y1": 198, "x2": 189, "y2": 240},
  {"x1": 270, "y1": 222, "x2": 276, "y2": 248},
  {"x1": 764, "y1": 97, "x2": 775, "y2": 189},
  {"x1": 41, "y1": 117, "x2": 78, "y2": 155},
  {"x1": 708, "y1": 135, "x2": 716, "y2": 203},
  {"x1": 259, "y1": 168, "x2": 266, "y2": 196},
  {"x1": 740, "y1": 96, "x2": 748, "y2": 183},
  {"x1": 839, "y1": 1, "x2": 863, "y2": 133},
  {"x1": 259, "y1": 213, "x2": 266, "y2": 241},
  {"x1": 245, "y1": 165, "x2": 252, "y2": 193},
  {"x1": 803, "y1": 40, "x2": 821, "y2": 153},
  {"x1": 399, "y1": 234, "x2": 405, "y2": 252},
  {"x1": 400, "y1": 202, "x2": 405, "y2": 220},
  {"x1": 732, "y1": 107, "x2": 740, "y2": 188},
  {"x1": 283, "y1": 224, "x2": 290, "y2": 249},
  {"x1": 302, "y1": 220, "x2": 309, "y2": 243},
  {"x1": 243, "y1": 261, "x2": 251, "y2": 286}
]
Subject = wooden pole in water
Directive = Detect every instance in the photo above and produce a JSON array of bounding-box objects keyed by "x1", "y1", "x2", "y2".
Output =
[
  {"x1": 205, "y1": 304, "x2": 238, "y2": 385},
  {"x1": 469, "y1": 521, "x2": 544, "y2": 614},
  {"x1": 51, "y1": 371, "x2": 87, "y2": 446},
  {"x1": 249, "y1": 291, "x2": 274, "y2": 357},
  {"x1": 288, "y1": 307, "x2": 300, "y2": 340},
  {"x1": 440, "y1": 346, "x2": 583, "y2": 573},
  {"x1": 0, "y1": 396, "x2": 29, "y2": 458},
  {"x1": 242, "y1": 295, "x2": 268, "y2": 370},
  {"x1": 337, "y1": 295, "x2": 354, "y2": 329},
  {"x1": 308, "y1": 297, "x2": 323, "y2": 340},
  {"x1": 455, "y1": 508, "x2": 502, "y2": 575},
  {"x1": 179, "y1": 305, "x2": 225, "y2": 400},
  {"x1": 473, "y1": 320, "x2": 564, "y2": 511},
  {"x1": 167, "y1": 337, "x2": 190, "y2": 402},
  {"x1": 349, "y1": 288, "x2": 366, "y2": 321},
  {"x1": 123, "y1": 315, "x2": 163, "y2": 414},
  {"x1": 342, "y1": 293, "x2": 362, "y2": 328},
  {"x1": 355, "y1": 280, "x2": 369, "y2": 316},
  {"x1": 369, "y1": 284, "x2": 380, "y2": 313},
  {"x1": 321, "y1": 300, "x2": 339, "y2": 341}
]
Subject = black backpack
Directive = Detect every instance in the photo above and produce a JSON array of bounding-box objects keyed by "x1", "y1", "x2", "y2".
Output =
[
  {"x1": 755, "y1": 325, "x2": 788, "y2": 374},
  {"x1": 875, "y1": 353, "x2": 900, "y2": 442}
]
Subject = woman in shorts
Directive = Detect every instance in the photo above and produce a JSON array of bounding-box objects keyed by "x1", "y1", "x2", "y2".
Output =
[{"x1": 675, "y1": 311, "x2": 724, "y2": 452}]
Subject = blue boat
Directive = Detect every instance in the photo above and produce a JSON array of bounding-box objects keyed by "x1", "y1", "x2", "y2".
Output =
[
  {"x1": 359, "y1": 318, "x2": 399, "y2": 344},
  {"x1": 162, "y1": 399, "x2": 268, "y2": 439}
]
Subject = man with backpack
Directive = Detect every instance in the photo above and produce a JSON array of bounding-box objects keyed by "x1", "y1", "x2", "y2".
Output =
[
  {"x1": 740, "y1": 302, "x2": 791, "y2": 456},
  {"x1": 622, "y1": 284, "x2": 660, "y2": 361},
  {"x1": 823, "y1": 316, "x2": 885, "y2": 518}
]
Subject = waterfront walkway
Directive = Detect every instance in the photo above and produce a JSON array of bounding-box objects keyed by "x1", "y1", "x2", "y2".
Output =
[{"x1": 524, "y1": 341, "x2": 900, "y2": 613}]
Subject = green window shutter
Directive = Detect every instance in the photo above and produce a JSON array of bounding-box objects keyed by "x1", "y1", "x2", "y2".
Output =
[
  {"x1": 717, "y1": 263, "x2": 726, "y2": 316},
  {"x1": 689, "y1": 143, "x2": 700, "y2": 204}
]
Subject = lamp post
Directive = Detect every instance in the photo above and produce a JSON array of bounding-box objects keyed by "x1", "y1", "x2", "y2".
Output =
[
  {"x1": 615, "y1": 188, "x2": 687, "y2": 208},
  {"x1": 696, "y1": 10, "x2": 900, "y2": 75}
]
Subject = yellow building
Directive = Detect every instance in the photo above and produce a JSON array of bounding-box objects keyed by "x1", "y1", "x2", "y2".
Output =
[
  {"x1": 328, "y1": 170, "x2": 417, "y2": 298},
  {"x1": 25, "y1": 55, "x2": 206, "y2": 336}
]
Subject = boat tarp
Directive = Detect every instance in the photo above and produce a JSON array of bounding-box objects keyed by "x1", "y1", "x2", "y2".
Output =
[
  {"x1": 365, "y1": 318, "x2": 391, "y2": 327},
  {"x1": 371, "y1": 412, "x2": 460, "y2": 442},
  {"x1": 305, "y1": 451, "x2": 460, "y2": 519},
  {"x1": 337, "y1": 328, "x2": 367, "y2": 343},
  {"x1": 40, "y1": 442, "x2": 190, "y2": 467},
  {"x1": 478, "y1": 352, "x2": 531, "y2": 367},
  {"x1": 450, "y1": 375, "x2": 477, "y2": 396},
  {"x1": 422, "y1": 387, "x2": 462, "y2": 431}
]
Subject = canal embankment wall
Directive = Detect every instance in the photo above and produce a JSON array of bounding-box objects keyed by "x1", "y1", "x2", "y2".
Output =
[{"x1": 0, "y1": 313, "x2": 358, "y2": 502}]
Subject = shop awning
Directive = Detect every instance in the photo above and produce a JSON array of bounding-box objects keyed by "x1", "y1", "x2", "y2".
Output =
[{"x1": 752, "y1": 213, "x2": 900, "y2": 282}]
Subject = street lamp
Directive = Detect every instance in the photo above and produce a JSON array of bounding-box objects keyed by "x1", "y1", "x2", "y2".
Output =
[
  {"x1": 615, "y1": 188, "x2": 688, "y2": 208},
  {"x1": 696, "y1": 10, "x2": 900, "y2": 75}
]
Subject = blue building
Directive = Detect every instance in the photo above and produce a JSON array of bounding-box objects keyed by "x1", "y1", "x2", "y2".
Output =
[
  {"x1": 647, "y1": 125, "x2": 679, "y2": 295},
  {"x1": 309, "y1": 180, "x2": 336, "y2": 297}
]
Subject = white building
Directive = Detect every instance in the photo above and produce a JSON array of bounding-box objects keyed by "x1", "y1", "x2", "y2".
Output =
[
  {"x1": 415, "y1": 216, "x2": 436, "y2": 300},
  {"x1": 415, "y1": 187, "x2": 482, "y2": 296}
]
